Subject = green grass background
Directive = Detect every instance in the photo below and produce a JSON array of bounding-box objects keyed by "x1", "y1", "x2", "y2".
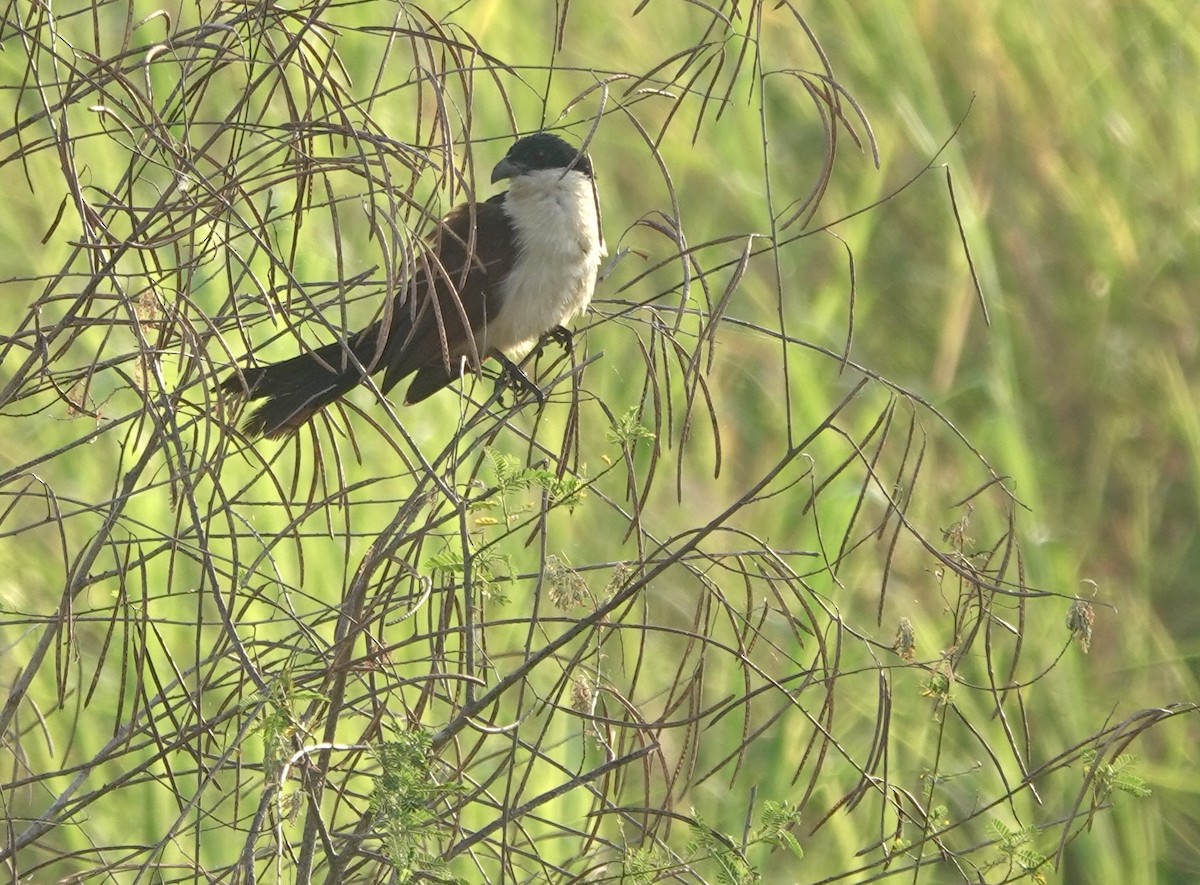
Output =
[{"x1": 2, "y1": 1, "x2": 1199, "y2": 882}]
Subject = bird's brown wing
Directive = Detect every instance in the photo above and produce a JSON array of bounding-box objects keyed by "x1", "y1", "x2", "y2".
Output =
[
  {"x1": 376, "y1": 194, "x2": 517, "y2": 402},
  {"x1": 218, "y1": 196, "x2": 518, "y2": 437}
]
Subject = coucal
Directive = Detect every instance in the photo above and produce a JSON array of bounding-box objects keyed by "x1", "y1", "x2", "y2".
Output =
[{"x1": 219, "y1": 132, "x2": 605, "y2": 438}]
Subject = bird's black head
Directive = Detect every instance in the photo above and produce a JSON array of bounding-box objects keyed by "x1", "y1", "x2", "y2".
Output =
[{"x1": 491, "y1": 132, "x2": 593, "y2": 183}]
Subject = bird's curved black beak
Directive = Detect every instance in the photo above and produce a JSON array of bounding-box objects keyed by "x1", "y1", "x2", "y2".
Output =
[{"x1": 491, "y1": 156, "x2": 521, "y2": 184}]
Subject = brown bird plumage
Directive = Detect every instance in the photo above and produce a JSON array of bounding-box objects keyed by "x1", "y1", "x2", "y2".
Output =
[{"x1": 218, "y1": 132, "x2": 603, "y2": 439}]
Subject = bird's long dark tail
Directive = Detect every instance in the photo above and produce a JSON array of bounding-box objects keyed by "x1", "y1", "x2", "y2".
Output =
[{"x1": 219, "y1": 330, "x2": 380, "y2": 438}]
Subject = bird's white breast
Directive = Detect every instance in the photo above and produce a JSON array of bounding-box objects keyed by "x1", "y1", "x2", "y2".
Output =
[{"x1": 482, "y1": 168, "x2": 605, "y2": 357}]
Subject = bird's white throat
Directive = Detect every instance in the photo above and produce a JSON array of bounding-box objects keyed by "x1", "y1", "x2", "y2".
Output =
[{"x1": 483, "y1": 167, "x2": 605, "y2": 357}]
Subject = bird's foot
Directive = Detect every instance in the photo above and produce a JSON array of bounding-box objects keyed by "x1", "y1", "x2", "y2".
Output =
[
  {"x1": 537, "y1": 325, "x2": 574, "y2": 357},
  {"x1": 493, "y1": 353, "x2": 545, "y2": 406}
]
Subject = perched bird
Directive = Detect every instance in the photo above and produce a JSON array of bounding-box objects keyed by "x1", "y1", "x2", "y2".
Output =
[{"x1": 219, "y1": 132, "x2": 605, "y2": 438}]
